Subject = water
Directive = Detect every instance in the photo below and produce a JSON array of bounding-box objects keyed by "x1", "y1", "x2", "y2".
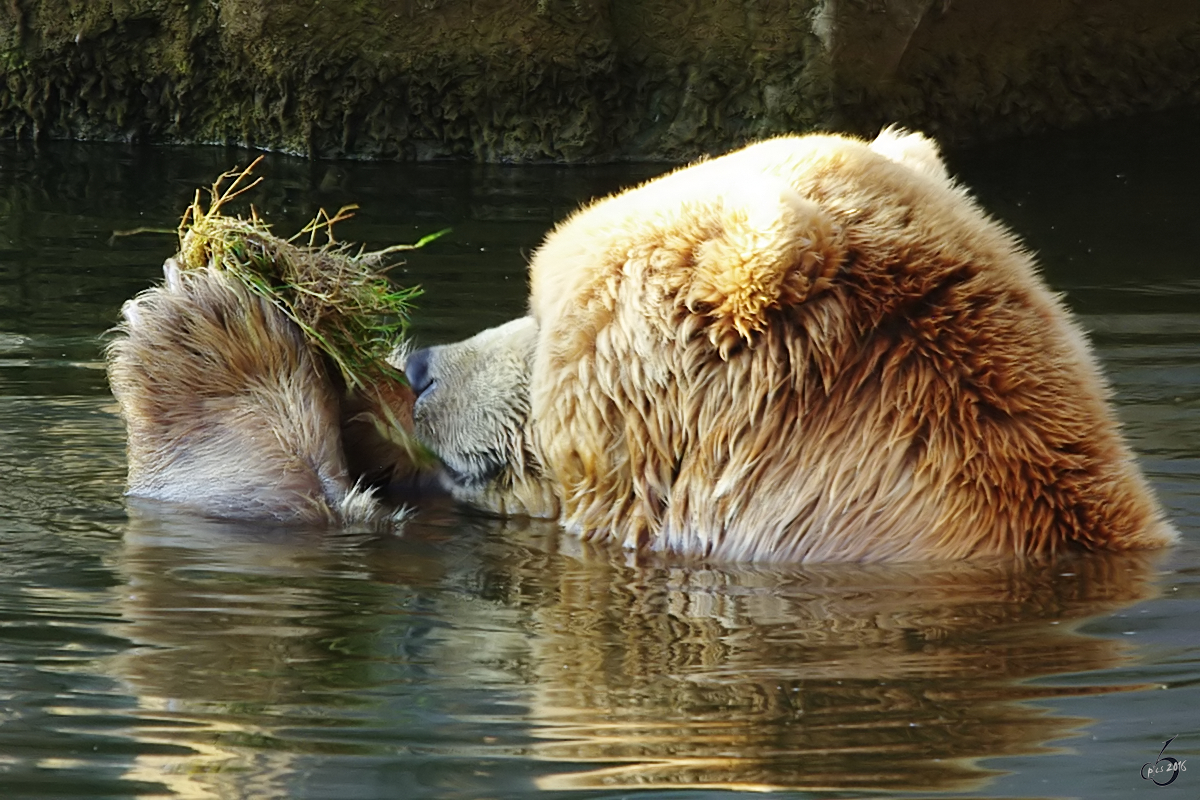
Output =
[{"x1": 0, "y1": 109, "x2": 1198, "y2": 799}]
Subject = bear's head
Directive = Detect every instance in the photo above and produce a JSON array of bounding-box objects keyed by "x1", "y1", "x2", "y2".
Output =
[
  {"x1": 403, "y1": 129, "x2": 1173, "y2": 562},
  {"x1": 402, "y1": 316, "x2": 559, "y2": 519}
]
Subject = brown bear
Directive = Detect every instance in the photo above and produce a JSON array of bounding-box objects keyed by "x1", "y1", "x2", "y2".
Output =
[
  {"x1": 107, "y1": 128, "x2": 1175, "y2": 561},
  {"x1": 401, "y1": 128, "x2": 1175, "y2": 561}
]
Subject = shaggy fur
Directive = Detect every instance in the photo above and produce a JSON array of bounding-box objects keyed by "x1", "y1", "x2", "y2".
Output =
[
  {"x1": 107, "y1": 259, "x2": 407, "y2": 526},
  {"x1": 409, "y1": 128, "x2": 1175, "y2": 562}
]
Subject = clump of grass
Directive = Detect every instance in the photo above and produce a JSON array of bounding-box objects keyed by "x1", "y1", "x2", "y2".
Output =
[
  {"x1": 174, "y1": 158, "x2": 446, "y2": 469},
  {"x1": 176, "y1": 157, "x2": 445, "y2": 392}
]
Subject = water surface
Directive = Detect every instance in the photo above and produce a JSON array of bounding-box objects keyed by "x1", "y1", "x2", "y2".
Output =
[{"x1": 0, "y1": 110, "x2": 1198, "y2": 799}]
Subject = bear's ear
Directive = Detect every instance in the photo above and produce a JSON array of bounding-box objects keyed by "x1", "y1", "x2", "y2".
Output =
[
  {"x1": 685, "y1": 180, "x2": 844, "y2": 357},
  {"x1": 869, "y1": 125, "x2": 950, "y2": 182}
]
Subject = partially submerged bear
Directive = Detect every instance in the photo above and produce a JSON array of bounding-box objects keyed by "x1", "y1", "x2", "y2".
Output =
[{"x1": 108, "y1": 128, "x2": 1175, "y2": 562}]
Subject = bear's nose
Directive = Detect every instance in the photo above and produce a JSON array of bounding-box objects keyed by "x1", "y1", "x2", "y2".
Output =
[{"x1": 404, "y1": 347, "x2": 435, "y2": 398}]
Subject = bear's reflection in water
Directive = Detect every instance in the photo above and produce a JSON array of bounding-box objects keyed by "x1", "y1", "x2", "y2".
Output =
[{"x1": 110, "y1": 506, "x2": 1162, "y2": 796}]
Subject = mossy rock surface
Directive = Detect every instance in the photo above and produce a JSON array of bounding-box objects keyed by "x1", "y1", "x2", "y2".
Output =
[{"x1": 2, "y1": 0, "x2": 1199, "y2": 161}]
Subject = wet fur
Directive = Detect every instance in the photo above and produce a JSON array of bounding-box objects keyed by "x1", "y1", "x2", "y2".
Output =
[{"x1": 410, "y1": 129, "x2": 1175, "y2": 562}]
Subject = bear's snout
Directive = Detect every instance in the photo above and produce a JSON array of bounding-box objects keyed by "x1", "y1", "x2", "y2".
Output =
[{"x1": 403, "y1": 347, "x2": 435, "y2": 399}]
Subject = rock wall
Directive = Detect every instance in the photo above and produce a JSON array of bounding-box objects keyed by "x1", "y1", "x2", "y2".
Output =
[{"x1": 1, "y1": 0, "x2": 1198, "y2": 161}]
